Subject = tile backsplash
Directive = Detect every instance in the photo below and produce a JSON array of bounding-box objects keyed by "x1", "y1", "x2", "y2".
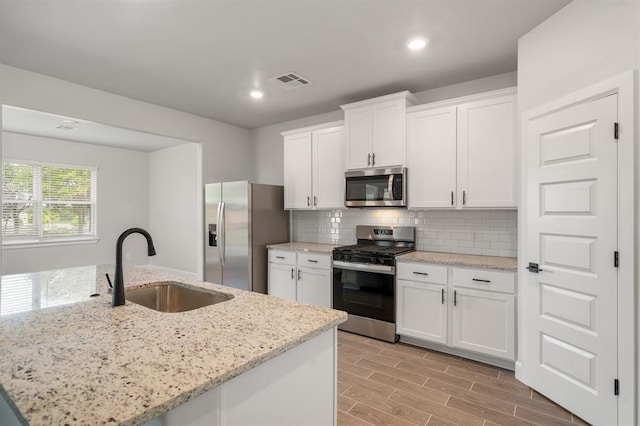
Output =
[{"x1": 292, "y1": 209, "x2": 517, "y2": 257}]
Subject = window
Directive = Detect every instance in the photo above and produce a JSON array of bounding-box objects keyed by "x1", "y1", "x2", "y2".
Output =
[{"x1": 2, "y1": 160, "x2": 97, "y2": 244}]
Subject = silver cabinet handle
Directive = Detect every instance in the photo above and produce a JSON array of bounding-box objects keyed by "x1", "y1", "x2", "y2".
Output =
[
  {"x1": 472, "y1": 278, "x2": 491, "y2": 283},
  {"x1": 372, "y1": 152, "x2": 375, "y2": 166},
  {"x1": 441, "y1": 288, "x2": 445, "y2": 304},
  {"x1": 291, "y1": 268, "x2": 295, "y2": 279},
  {"x1": 367, "y1": 153, "x2": 371, "y2": 166},
  {"x1": 307, "y1": 259, "x2": 318, "y2": 263},
  {"x1": 463, "y1": 190, "x2": 466, "y2": 206},
  {"x1": 412, "y1": 271, "x2": 429, "y2": 276},
  {"x1": 275, "y1": 255, "x2": 285, "y2": 259},
  {"x1": 297, "y1": 269, "x2": 301, "y2": 280},
  {"x1": 307, "y1": 196, "x2": 310, "y2": 206},
  {"x1": 314, "y1": 196, "x2": 317, "y2": 206},
  {"x1": 453, "y1": 290, "x2": 457, "y2": 306},
  {"x1": 451, "y1": 191, "x2": 454, "y2": 206}
]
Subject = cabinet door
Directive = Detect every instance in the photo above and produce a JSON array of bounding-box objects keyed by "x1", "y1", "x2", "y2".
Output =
[
  {"x1": 407, "y1": 106, "x2": 457, "y2": 208},
  {"x1": 451, "y1": 287, "x2": 514, "y2": 360},
  {"x1": 297, "y1": 266, "x2": 331, "y2": 308},
  {"x1": 344, "y1": 106, "x2": 373, "y2": 170},
  {"x1": 283, "y1": 132, "x2": 312, "y2": 209},
  {"x1": 372, "y1": 99, "x2": 406, "y2": 168},
  {"x1": 397, "y1": 279, "x2": 447, "y2": 344},
  {"x1": 313, "y1": 126, "x2": 345, "y2": 209},
  {"x1": 268, "y1": 263, "x2": 297, "y2": 301},
  {"x1": 457, "y1": 95, "x2": 516, "y2": 208}
]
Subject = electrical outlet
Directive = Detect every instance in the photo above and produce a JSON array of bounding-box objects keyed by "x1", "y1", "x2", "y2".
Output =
[{"x1": 125, "y1": 253, "x2": 131, "y2": 261}]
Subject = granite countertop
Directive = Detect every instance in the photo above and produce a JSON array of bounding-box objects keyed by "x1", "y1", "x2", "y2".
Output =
[
  {"x1": 398, "y1": 251, "x2": 518, "y2": 271},
  {"x1": 267, "y1": 242, "x2": 338, "y2": 254},
  {"x1": 0, "y1": 265, "x2": 346, "y2": 426}
]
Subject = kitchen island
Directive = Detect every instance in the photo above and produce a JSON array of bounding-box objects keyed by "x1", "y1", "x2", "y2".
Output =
[{"x1": 0, "y1": 265, "x2": 346, "y2": 425}]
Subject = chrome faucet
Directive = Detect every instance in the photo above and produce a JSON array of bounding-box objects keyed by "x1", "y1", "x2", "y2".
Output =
[{"x1": 112, "y1": 227, "x2": 156, "y2": 307}]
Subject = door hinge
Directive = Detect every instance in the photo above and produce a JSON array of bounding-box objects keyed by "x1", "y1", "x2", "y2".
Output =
[
  {"x1": 614, "y1": 122, "x2": 619, "y2": 140},
  {"x1": 614, "y1": 379, "x2": 619, "y2": 396},
  {"x1": 614, "y1": 251, "x2": 619, "y2": 268}
]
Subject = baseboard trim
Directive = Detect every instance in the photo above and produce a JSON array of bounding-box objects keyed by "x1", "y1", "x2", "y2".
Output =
[{"x1": 399, "y1": 335, "x2": 516, "y2": 371}]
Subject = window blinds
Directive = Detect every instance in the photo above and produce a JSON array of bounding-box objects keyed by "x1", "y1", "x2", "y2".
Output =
[{"x1": 2, "y1": 161, "x2": 97, "y2": 241}]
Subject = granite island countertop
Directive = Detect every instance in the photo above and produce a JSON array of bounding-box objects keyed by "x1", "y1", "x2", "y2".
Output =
[
  {"x1": 398, "y1": 251, "x2": 517, "y2": 271},
  {"x1": 267, "y1": 242, "x2": 338, "y2": 254},
  {"x1": 0, "y1": 265, "x2": 346, "y2": 426}
]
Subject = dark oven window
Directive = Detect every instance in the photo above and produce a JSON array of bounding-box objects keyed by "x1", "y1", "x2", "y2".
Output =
[{"x1": 332, "y1": 267, "x2": 394, "y2": 323}]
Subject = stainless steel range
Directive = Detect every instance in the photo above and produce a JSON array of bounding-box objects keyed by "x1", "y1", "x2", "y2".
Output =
[{"x1": 332, "y1": 225, "x2": 415, "y2": 342}]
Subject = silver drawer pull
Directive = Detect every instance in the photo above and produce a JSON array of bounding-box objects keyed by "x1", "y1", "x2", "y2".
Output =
[
  {"x1": 307, "y1": 259, "x2": 318, "y2": 263},
  {"x1": 275, "y1": 256, "x2": 285, "y2": 259},
  {"x1": 472, "y1": 278, "x2": 491, "y2": 283},
  {"x1": 413, "y1": 271, "x2": 429, "y2": 276}
]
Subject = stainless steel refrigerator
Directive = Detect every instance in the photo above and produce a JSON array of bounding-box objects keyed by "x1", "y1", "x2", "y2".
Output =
[{"x1": 204, "y1": 181, "x2": 289, "y2": 293}]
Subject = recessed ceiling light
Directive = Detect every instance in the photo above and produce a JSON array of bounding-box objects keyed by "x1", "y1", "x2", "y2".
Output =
[
  {"x1": 250, "y1": 90, "x2": 264, "y2": 99},
  {"x1": 407, "y1": 38, "x2": 428, "y2": 50}
]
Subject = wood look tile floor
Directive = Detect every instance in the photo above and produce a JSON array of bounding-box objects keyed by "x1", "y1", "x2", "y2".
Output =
[{"x1": 336, "y1": 331, "x2": 590, "y2": 426}]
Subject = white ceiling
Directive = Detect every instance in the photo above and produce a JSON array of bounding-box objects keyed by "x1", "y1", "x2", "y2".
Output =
[
  {"x1": 0, "y1": 0, "x2": 571, "y2": 129},
  {"x1": 2, "y1": 106, "x2": 191, "y2": 152}
]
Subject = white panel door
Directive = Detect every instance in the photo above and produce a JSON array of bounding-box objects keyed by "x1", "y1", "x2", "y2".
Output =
[
  {"x1": 519, "y1": 94, "x2": 618, "y2": 425},
  {"x1": 451, "y1": 287, "x2": 514, "y2": 360},
  {"x1": 407, "y1": 106, "x2": 457, "y2": 208},
  {"x1": 396, "y1": 279, "x2": 447, "y2": 344},
  {"x1": 268, "y1": 263, "x2": 296, "y2": 301},
  {"x1": 283, "y1": 133, "x2": 312, "y2": 209},
  {"x1": 345, "y1": 106, "x2": 372, "y2": 170},
  {"x1": 458, "y1": 95, "x2": 516, "y2": 207},
  {"x1": 297, "y1": 267, "x2": 331, "y2": 308},
  {"x1": 372, "y1": 100, "x2": 405, "y2": 167},
  {"x1": 313, "y1": 126, "x2": 344, "y2": 209}
]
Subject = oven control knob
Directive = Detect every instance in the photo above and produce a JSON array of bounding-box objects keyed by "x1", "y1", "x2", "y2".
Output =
[{"x1": 370, "y1": 257, "x2": 377, "y2": 263}]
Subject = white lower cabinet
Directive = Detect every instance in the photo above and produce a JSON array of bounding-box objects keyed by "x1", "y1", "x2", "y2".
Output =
[
  {"x1": 397, "y1": 261, "x2": 515, "y2": 363},
  {"x1": 268, "y1": 249, "x2": 331, "y2": 308},
  {"x1": 297, "y1": 266, "x2": 331, "y2": 308},
  {"x1": 396, "y1": 279, "x2": 447, "y2": 344},
  {"x1": 450, "y1": 287, "x2": 515, "y2": 360}
]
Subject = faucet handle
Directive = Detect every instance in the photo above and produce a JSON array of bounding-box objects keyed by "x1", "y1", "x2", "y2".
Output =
[{"x1": 105, "y1": 273, "x2": 113, "y2": 293}]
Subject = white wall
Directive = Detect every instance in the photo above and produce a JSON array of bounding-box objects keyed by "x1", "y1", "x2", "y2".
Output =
[
  {"x1": 518, "y1": 0, "x2": 640, "y2": 113},
  {"x1": 2, "y1": 132, "x2": 149, "y2": 274},
  {"x1": 148, "y1": 143, "x2": 201, "y2": 277},
  {"x1": 250, "y1": 71, "x2": 517, "y2": 185},
  {"x1": 0, "y1": 64, "x2": 252, "y2": 185}
]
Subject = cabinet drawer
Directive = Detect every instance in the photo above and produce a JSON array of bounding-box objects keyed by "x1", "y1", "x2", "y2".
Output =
[
  {"x1": 269, "y1": 250, "x2": 296, "y2": 265},
  {"x1": 397, "y1": 262, "x2": 447, "y2": 285},
  {"x1": 297, "y1": 252, "x2": 330, "y2": 269},
  {"x1": 452, "y1": 267, "x2": 515, "y2": 294}
]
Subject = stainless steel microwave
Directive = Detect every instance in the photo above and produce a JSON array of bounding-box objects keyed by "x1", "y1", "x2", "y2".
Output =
[{"x1": 344, "y1": 167, "x2": 407, "y2": 207}]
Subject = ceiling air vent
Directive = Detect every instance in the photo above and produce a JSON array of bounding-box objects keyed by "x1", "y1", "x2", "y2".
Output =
[{"x1": 270, "y1": 72, "x2": 311, "y2": 90}]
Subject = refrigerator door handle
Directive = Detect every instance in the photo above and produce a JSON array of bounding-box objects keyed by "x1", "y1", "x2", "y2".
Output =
[{"x1": 217, "y1": 201, "x2": 225, "y2": 267}]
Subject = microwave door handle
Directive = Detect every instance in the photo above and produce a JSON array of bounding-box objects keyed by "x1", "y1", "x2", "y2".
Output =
[{"x1": 388, "y1": 175, "x2": 394, "y2": 200}]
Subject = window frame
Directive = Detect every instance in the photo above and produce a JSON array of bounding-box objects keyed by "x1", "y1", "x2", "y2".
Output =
[{"x1": 2, "y1": 159, "x2": 98, "y2": 247}]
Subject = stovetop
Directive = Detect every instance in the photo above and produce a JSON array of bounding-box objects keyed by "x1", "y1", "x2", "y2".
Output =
[
  {"x1": 332, "y1": 225, "x2": 416, "y2": 266},
  {"x1": 333, "y1": 244, "x2": 414, "y2": 256}
]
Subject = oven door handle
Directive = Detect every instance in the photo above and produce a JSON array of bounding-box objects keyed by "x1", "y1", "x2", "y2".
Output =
[{"x1": 333, "y1": 261, "x2": 395, "y2": 275}]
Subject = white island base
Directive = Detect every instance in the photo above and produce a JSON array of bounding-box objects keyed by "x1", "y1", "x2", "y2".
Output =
[{"x1": 144, "y1": 328, "x2": 337, "y2": 426}]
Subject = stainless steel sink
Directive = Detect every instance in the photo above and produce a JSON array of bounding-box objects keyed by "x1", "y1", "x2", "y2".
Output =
[{"x1": 126, "y1": 281, "x2": 233, "y2": 313}]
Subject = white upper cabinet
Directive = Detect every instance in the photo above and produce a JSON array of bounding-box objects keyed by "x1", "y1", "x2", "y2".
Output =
[
  {"x1": 342, "y1": 92, "x2": 416, "y2": 170},
  {"x1": 457, "y1": 94, "x2": 516, "y2": 208},
  {"x1": 313, "y1": 126, "x2": 345, "y2": 209},
  {"x1": 283, "y1": 132, "x2": 313, "y2": 209},
  {"x1": 282, "y1": 121, "x2": 344, "y2": 210},
  {"x1": 407, "y1": 89, "x2": 517, "y2": 209},
  {"x1": 407, "y1": 106, "x2": 458, "y2": 208}
]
